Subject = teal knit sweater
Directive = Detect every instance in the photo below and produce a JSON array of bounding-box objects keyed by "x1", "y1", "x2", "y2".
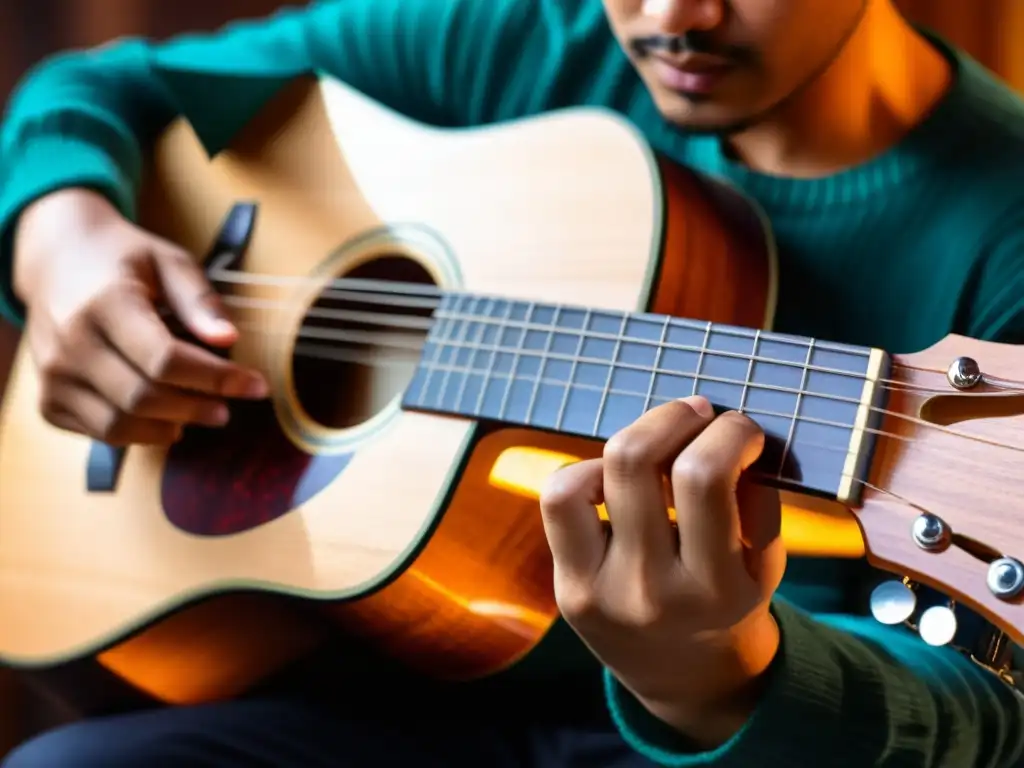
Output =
[{"x1": 3, "y1": 1, "x2": 1024, "y2": 765}]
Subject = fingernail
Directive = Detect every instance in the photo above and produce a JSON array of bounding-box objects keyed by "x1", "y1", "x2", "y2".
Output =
[
  {"x1": 224, "y1": 373, "x2": 269, "y2": 399},
  {"x1": 242, "y1": 376, "x2": 270, "y2": 398},
  {"x1": 208, "y1": 404, "x2": 230, "y2": 425},
  {"x1": 206, "y1": 317, "x2": 236, "y2": 337},
  {"x1": 681, "y1": 395, "x2": 715, "y2": 418}
]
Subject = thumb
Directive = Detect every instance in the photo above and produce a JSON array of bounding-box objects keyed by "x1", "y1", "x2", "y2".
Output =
[{"x1": 151, "y1": 243, "x2": 237, "y2": 347}]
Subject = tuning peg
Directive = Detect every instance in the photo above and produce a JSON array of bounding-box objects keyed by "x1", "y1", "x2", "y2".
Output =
[
  {"x1": 987, "y1": 557, "x2": 1024, "y2": 600},
  {"x1": 946, "y1": 356, "x2": 983, "y2": 390},
  {"x1": 869, "y1": 580, "x2": 918, "y2": 625},
  {"x1": 918, "y1": 604, "x2": 958, "y2": 647}
]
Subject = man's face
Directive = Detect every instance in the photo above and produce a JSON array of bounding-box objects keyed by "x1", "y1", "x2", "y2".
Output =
[{"x1": 603, "y1": 0, "x2": 870, "y2": 134}]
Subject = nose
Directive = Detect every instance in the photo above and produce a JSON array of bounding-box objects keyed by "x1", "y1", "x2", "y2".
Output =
[{"x1": 641, "y1": 0, "x2": 723, "y2": 32}]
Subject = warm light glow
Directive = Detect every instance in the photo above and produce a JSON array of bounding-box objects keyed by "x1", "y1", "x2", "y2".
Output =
[{"x1": 489, "y1": 447, "x2": 865, "y2": 558}]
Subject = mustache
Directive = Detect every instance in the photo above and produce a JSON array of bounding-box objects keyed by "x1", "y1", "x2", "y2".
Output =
[{"x1": 629, "y1": 31, "x2": 755, "y2": 64}]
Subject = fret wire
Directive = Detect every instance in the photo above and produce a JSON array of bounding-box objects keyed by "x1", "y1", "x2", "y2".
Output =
[
  {"x1": 641, "y1": 315, "x2": 672, "y2": 415},
  {"x1": 524, "y1": 307, "x2": 562, "y2": 424},
  {"x1": 415, "y1": 358, "x2": 863, "y2": 440},
  {"x1": 415, "y1": 297, "x2": 460, "y2": 407},
  {"x1": 452, "y1": 297, "x2": 493, "y2": 413},
  {"x1": 432, "y1": 309, "x2": 868, "y2": 382},
  {"x1": 592, "y1": 312, "x2": 630, "y2": 437},
  {"x1": 497, "y1": 303, "x2": 536, "y2": 421},
  {"x1": 471, "y1": 300, "x2": 514, "y2": 417},
  {"x1": 691, "y1": 321, "x2": 713, "y2": 398},
  {"x1": 418, "y1": 333, "x2": 866, "y2": 407},
  {"x1": 777, "y1": 338, "x2": 815, "y2": 479},
  {"x1": 435, "y1": 306, "x2": 871, "y2": 359},
  {"x1": 434, "y1": 297, "x2": 477, "y2": 409},
  {"x1": 738, "y1": 329, "x2": 760, "y2": 414},
  {"x1": 553, "y1": 309, "x2": 592, "y2": 431}
]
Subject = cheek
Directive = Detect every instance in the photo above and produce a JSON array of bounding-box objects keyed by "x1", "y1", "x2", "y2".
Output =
[{"x1": 601, "y1": 0, "x2": 640, "y2": 33}]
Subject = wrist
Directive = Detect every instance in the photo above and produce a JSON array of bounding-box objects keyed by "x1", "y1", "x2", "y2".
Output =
[
  {"x1": 639, "y1": 611, "x2": 780, "y2": 749},
  {"x1": 13, "y1": 188, "x2": 123, "y2": 304}
]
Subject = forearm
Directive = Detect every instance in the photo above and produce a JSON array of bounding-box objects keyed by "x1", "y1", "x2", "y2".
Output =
[
  {"x1": 0, "y1": 0, "x2": 505, "y2": 327},
  {"x1": 0, "y1": 38, "x2": 182, "y2": 325},
  {"x1": 606, "y1": 598, "x2": 1024, "y2": 767}
]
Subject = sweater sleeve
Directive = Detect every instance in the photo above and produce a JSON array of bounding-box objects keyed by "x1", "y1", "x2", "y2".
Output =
[
  {"x1": 605, "y1": 598, "x2": 1024, "y2": 767},
  {"x1": 605, "y1": 213, "x2": 1024, "y2": 766},
  {"x1": 0, "y1": 0, "x2": 505, "y2": 326}
]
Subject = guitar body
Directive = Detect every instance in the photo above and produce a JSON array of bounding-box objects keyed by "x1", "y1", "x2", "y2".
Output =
[{"x1": 0, "y1": 76, "x2": 777, "y2": 707}]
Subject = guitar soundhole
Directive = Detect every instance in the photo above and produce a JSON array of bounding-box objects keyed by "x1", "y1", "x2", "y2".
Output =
[{"x1": 291, "y1": 255, "x2": 436, "y2": 430}]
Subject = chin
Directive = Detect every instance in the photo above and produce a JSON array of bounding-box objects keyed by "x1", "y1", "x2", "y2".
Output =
[{"x1": 651, "y1": 94, "x2": 755, "y2": 136}]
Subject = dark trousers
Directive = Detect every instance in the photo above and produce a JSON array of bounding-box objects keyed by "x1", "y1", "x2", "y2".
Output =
[
  {"x1": 1, "y1": 633, "x2": 657, "y2": 768},
  {"x1": 2, "y1": 694, "x2": 655, "y2": 767}
]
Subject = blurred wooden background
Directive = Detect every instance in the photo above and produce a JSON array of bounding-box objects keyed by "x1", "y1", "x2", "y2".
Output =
[{"x1": 0, "y1": 0, "x2": 1021, "y2": 756}]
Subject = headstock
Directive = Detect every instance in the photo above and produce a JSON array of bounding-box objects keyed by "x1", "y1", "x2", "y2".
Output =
[{"x1": 854, "y1": 333, "x2": 1024, "y2": 663}]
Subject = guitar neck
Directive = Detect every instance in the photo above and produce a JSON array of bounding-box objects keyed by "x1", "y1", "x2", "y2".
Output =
[{"x1": 401, "y1": 292, "x2": 891, "y2": 505}]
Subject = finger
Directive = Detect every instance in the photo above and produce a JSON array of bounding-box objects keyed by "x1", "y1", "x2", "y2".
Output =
[
  {"x1": 601, "y1": 396, "x2": 715, "y2": 562},
  {"x1": 671, "y1": 411, "x2": 767, "y2": 589},
  {"x1": 92, "y1": 287, "x2": 269, "y2": 400},
  {"x1": 76, "y1": 333, "x2": 231, "y2": 427},
  {"x1": 737, "y1": 478, "x2": 786, "y2": 595},
  {"x1": 539, "y1": 459, "x2": 608, "y2": 582},
  {"x1": 151, "y1": 243, "x2": 238, "y2": 347},
  {"x1": 43, "y1": 378, "x2": 182, "y2": 446}
]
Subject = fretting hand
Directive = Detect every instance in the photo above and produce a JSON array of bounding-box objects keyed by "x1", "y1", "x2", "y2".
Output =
[
  {"x1": 539, "y1": 395, "x2": 786, "y2": 748},
  {"x1": 12, "y1": 188, "x2": 269, "y2": 446}
]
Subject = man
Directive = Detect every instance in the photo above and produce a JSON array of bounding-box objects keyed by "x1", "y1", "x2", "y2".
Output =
[{"x1": 1, "y1": 0, "x2": 1024, "y2": 764}]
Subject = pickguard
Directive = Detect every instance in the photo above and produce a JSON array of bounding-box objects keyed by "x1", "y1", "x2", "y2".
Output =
[{"x1": 160, "y1": 399, "x2": 352, "y2": 536}]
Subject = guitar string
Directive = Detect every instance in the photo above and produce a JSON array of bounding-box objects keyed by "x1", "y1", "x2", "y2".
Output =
[
  {"x1": 206, "y1": 273, "x2": 1024, "y2": 397},
  {"x1": 225, "y1": 327, "x2": 1020, "y2": 500},
  {"x1": 215, "y1": 295, "x2": 973, "y2": 397},
  {"x1": 196, "y1": 269, "x2": 1010, "y2": 537},
  {"x1": 219, "y1": 298, "x2": 1024, "y2": 460},
  {"x1": 241, "y1": 301, "x2": 947, "y2": 519},
  {"x1": 247, "y1": 326, "x2": 1007, "y2": 530}
]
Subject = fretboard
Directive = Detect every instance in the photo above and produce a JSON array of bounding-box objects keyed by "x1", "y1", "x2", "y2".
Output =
[{"x1": 401, "y1": 293, "x2": 890, "y2": 503}]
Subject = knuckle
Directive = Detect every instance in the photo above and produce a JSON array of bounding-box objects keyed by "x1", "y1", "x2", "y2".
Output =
[
  {"x1": 554, "y1": 579, "x2": 600, "y2": 623},
  {"x1": 670, "y1": 453, "x2": 717, "y2": 495},
  {"x1": 620, "y1": 578, "x2": 670, "y2": 629},
  {"x1": 37, "y1": 386, "x2": 65, "y2": 424},
  {"x1": 34, "y1": 343, "x2": 65, "y2": 380},
  {"x1": 539, "y1": 460, "x2": 599, "y2": 511},
  {"x1": 141, "y1": 340, "x2": 177, "y2": 381},
  {"x1": 93, "y1": 410, "x2": 127, "y2": 444},
  {"x1": 603, "y1": 432, "x2": 652, "y2": 474},
  {"x1": 119, "y1": 380, "x2": 157, "y2": 415},
  {"x1": 158, "y1": 245, "x2": 193, "y2": 267},
  {"x1": 539, "y1": 467, "x2": 581, "y2": 510},
  {"x1": 621, "y1": 600, "x2": 666, "y2": 630}
]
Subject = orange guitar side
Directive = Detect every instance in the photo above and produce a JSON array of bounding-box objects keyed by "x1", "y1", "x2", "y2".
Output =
[{"x1": 0, "y1": 75, "x2": 856, "y2": 709}]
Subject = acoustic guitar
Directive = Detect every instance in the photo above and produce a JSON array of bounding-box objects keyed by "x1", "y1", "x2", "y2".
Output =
[{"x1": 1, "y1": 75, "x2": 1022, "y2": 709}]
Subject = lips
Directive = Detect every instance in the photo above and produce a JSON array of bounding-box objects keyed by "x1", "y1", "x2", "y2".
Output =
[
  {"x1": 653, "y1": 53, "x2": 734, "y2": 75},
  {"x1": 651, "y1": 55, "x2": 735, "y2": 95}
]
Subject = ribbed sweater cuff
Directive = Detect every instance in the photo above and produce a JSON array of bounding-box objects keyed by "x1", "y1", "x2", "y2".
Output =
[
  {"x1": 0, "y1": 135, "x2": 136, "y2": 326},
  {"x1": 604, "y1": 598, "x2": 877, "y2": 767}
]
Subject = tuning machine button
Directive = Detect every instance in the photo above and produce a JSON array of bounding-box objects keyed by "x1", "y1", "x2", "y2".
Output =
[
  {"x1": 987, "y1": 557, "x2": 1024, "y2": 600},
  {"x1": 869, "y1": 580, "x2": 918, "y2": 625},
  {"x1": 946, "y1": 356, "x2": 983, "y2": 390},
  {"x1": 918, "y1": 604, "x2": 959, "y2": 647},
  {"x1": 912, "y1": 514, "x2": 951, "y2": 552}
]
